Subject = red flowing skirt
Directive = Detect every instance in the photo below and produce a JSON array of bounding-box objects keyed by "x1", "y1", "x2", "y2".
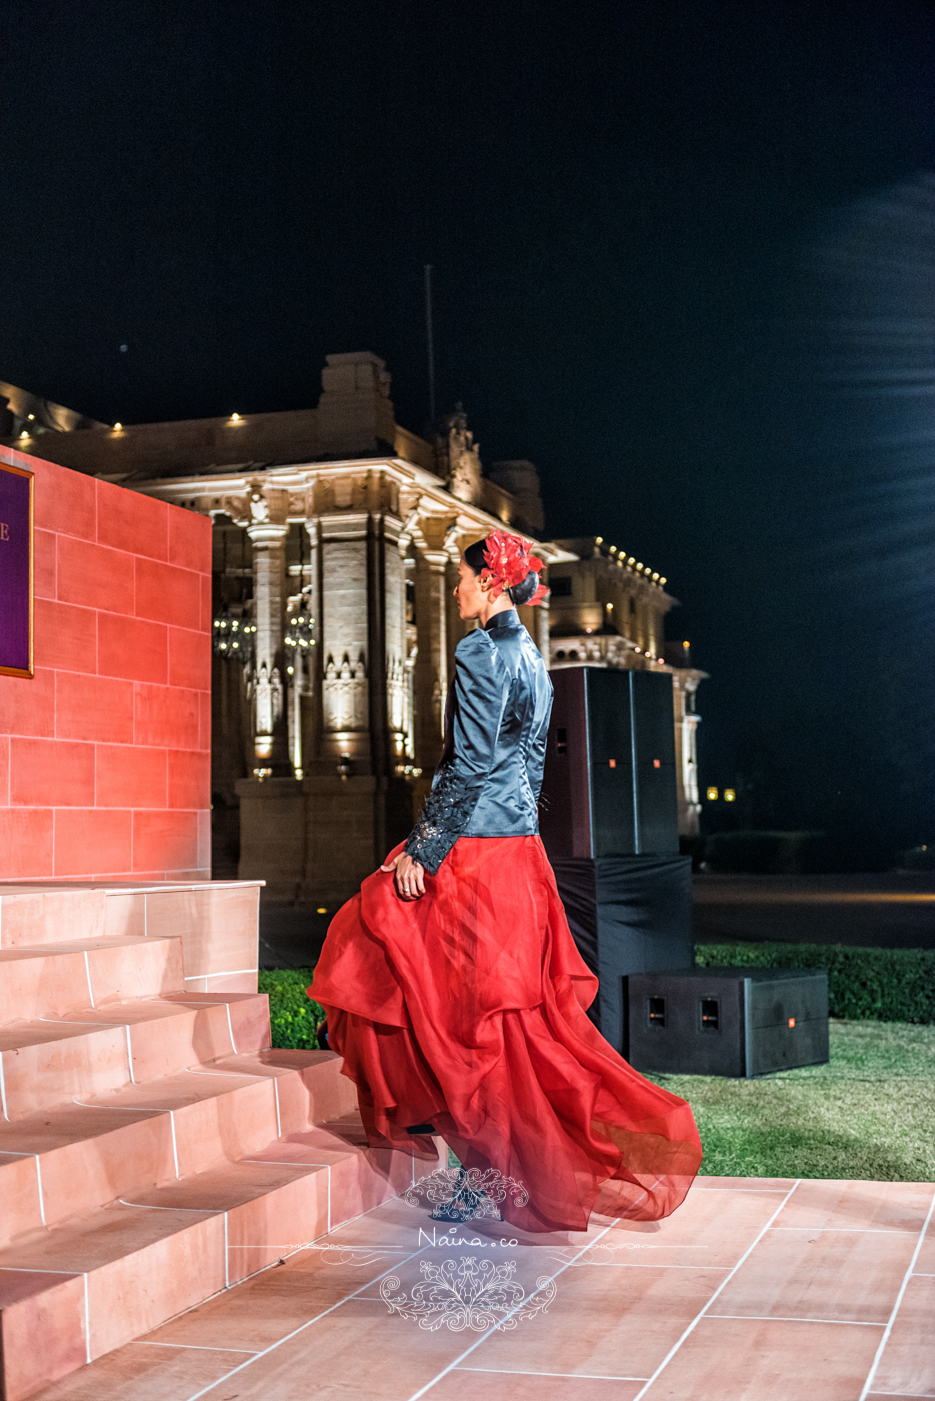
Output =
[{"x1": 309, "y1": 835, "x2": 702, "y2": 1233}]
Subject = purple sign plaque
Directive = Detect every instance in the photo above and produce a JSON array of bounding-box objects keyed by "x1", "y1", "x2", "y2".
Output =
[{"x1": 0, "y1": 461, "x2": 34, "y2": 678}]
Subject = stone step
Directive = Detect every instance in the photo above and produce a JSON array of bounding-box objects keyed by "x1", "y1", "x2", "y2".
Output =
[
  {"x1": 0, "y1": 883, "x2": 436, "y2": 1401},
  {"x1": 0, "y1": 935, "x2": 184, "y2": 1023},
  {"x1": 0, "y1": 1050, "x2": 358, "y2": 1246},
  {"x1": 0, "y1": 885, "x2": 113, "y2": 949},
  {"x1": 0, "y1": 1104, "x2": 441, "y2": 1400},
  {"x1": 0, "y1": 993, "x2": 270, "y2": 1120},
  {"x1": 0, "y1": 1200, "x2": 225, "y2": 1401},
  {"x1": 0, "y1": 881, "x2": 262, "y2": 998}
]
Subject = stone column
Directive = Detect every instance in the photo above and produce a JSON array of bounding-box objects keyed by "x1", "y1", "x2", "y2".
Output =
[
  {"x1": 318, "y1": 513, "x2": 371, "y2": 764},
  {"x1": 246, "y1": 488, "x2": 289, "y2": 767},
  {"x1": 287, "y1": 660, "x2": 303, "y2": 778},
  {"x1": 303, "y1": 518, "x2": 323, "y2": 767},
  {"x1": 413, "y1": 547, "x2": 449, "y2": 770},
  {"x1": 536, "y1": 593, "x2": 551, "y2": 664},
  {"x1": 382, "y1": 516, "x2": 408, "y2": 763},
  {"x1": 403, "y1": 554, "x2": 417, "y2": 761},
  {"x1": 446, "y1": 556, "x2": 474, "y2": 671},
  {"x1": 672, "y1": 672, "x2": 703, "y2": 836},
  {"x1": 646, "y1": 595, "x2": 662, "y2": 659}
]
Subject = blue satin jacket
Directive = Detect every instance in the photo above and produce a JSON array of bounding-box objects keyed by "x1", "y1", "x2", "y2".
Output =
[{"x1": 404, "y1": 609, "x2": 554, "y2": 874}]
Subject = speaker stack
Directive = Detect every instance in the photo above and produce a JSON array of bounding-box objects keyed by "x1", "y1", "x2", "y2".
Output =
[
  {"x1": 540, "y1": 667, "x2": 830, "y2": 1075},
  {"x1": 539, "y1": 667, "x2": 693, "y2": 1053}
]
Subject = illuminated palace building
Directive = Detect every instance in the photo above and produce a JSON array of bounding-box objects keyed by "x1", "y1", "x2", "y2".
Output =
[{"x1": 1, "y1": 355, "x2": 705, "y2": 904}]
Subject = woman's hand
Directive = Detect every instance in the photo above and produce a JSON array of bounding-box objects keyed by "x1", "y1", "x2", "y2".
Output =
[{"x1": 380, "y1": 851, "x2": 426, "y2": 901}]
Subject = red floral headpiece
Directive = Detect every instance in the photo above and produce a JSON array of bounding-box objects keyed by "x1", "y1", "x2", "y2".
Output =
[{"x1": 481, "y1": 530, "x2": 549, "y2": 606}]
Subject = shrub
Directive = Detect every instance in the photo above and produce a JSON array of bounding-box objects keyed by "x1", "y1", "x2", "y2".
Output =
[
  {"x1": 258, "y1": 968, "x2": 325, "y2": 1050},
  {"x1": 258, "y1": 946, "x2": 935, "y2": 1047},
  {"x1": 898, "y1": 845, "x2": 935, "y2": 871},
  {"x1": 695, "y1": 942, "x2": 935, "y2": 1024},
  {"x1": 701, "y1": 830, "x2": 893, "y2": 873}
]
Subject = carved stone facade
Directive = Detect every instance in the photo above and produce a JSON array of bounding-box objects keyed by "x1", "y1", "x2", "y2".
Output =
[
  {"x1": 4, "y1": 351, "x2": 706, "y2": 895},
  {"x1": 431, "y1": 409, "x2": 483, "y2": 504},
  {"x1": 136, "y1": 444, "x2": 568, "y2": 904}
]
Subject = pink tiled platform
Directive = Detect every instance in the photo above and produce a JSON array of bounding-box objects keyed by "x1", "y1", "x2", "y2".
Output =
[{"x1": 27, "y1": 1174, "x2": 935, "y2": 1401}]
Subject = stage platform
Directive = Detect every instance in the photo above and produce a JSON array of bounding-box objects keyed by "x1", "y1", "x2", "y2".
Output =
[{"x1": 27, "y1": 1172, "x2": 935, "y2": 1401}]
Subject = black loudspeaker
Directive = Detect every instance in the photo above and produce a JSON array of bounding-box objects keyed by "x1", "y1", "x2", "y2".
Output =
[
  {"x1": 539, "y1": 667, "x2": 679, "y2": 859},
  {"x1": 551, "y1": 854, "x2": 694, "y2": 1054},
  {"x1": 626, "y1": 968, "x2": 830, "y2": 1077}
]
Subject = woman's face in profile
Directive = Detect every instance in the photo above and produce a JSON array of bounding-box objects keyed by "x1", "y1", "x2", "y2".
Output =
[{"x1": 454, "y1": 557, "x2": 489, "y2": 620}]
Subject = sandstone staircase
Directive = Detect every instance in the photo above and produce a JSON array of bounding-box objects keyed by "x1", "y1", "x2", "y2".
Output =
[{"x1": 0, "y1": 884, "x2": 439, "y2": 1401}]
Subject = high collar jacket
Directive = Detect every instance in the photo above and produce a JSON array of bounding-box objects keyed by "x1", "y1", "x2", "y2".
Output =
[{"x1": 404, "y1": 609, "x2": 554, "y2": 874}]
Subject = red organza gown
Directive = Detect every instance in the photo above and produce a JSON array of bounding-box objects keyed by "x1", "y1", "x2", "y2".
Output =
[{"x1": 309, "y1": 834, "x2": 702, "y2": 1233}]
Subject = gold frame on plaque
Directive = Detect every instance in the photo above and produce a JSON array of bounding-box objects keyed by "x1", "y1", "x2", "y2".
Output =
[{"x1": 0, "y1": 460, "x2": 35, "y2": 679}]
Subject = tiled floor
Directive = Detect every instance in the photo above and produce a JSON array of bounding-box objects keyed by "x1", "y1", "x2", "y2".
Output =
[{"x1": 30, "y1": 1175, "x2": 935, "y2": 1401}]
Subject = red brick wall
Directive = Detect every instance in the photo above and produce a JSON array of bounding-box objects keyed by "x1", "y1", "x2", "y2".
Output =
[{"x1": 0, "y1": 445, "x2": 211, "y2": 879}]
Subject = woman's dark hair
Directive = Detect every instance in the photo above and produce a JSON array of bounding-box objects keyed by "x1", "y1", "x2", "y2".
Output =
[{"x1": 463, "y1": 538, "x2": 541, "y2": 606}]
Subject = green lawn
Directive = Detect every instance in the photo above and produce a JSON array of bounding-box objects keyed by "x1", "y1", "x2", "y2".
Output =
[
  {"x1": 646, "y1": 1020, "x2": 935, "y2": 1181},
  {"x1": 259, "y1": 970, "x2": 935, "y2": 1183}
]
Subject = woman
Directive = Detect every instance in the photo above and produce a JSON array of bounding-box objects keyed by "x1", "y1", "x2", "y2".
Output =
[{"x1": 309, "y1": 531, "x2": 702, "y2": 1233}]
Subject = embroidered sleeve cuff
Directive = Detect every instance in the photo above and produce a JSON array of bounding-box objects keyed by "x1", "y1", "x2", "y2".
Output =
[{"x1": 403, "y1": 765, "x2": 482, "y2": 875}]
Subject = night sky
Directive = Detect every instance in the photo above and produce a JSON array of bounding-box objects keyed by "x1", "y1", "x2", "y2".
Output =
[{"x1": 2, "y1": 2, "x2": 934, "y2": 853}]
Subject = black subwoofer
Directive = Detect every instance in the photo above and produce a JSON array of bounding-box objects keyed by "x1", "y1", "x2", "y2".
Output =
[{"x1": 626, "y1": 967, "x2": 830, "y2": 1077}]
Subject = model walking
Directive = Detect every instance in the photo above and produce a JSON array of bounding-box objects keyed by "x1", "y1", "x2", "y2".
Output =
[{"x1": 309, "y1": 531, "x2": 701, "y2": 1232}]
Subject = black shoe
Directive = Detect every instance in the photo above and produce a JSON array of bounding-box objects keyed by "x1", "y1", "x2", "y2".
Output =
[
  {"x1": 315, "y1": 1019, "x2": 329, "y2": 1050},
  {"x1": 405, "y1": 1123, "x2": 436, "y2": 1135}
]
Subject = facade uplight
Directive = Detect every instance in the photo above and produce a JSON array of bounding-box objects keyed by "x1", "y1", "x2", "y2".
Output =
[
  {"x1": 19, "y1": 430, "x2": 29, "y2": 439},
  {"x1": 113, "y1": 422, "x2": 123, "y2": 431},
  {"x1": 230, "y1": 412, "x2": 241, "y2": 421}
]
